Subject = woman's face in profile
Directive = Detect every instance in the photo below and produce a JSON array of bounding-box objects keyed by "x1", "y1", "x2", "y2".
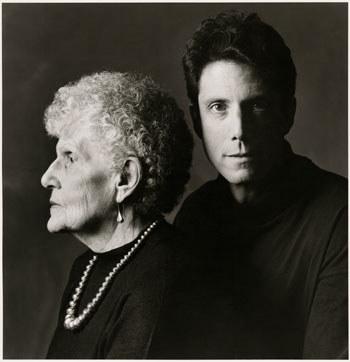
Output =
[{"x1": 41, "y1": 120, "x2": 118, "y2": 235}]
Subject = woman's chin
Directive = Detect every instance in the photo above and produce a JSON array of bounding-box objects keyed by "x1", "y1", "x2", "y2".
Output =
[
  {"x1": 47, "y1": 217, "x2": 69, "y2": 233},
  {"x1": 47, "y1": 215, "x2": 100, "y2": 235}
]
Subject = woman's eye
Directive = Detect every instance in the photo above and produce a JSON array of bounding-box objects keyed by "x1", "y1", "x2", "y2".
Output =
[
  {"x1": 64, "y1": 153, "x2": 75, "y2": 166},
  {"x1": 210, "y1": 102, "x2": 227, "y2": 113}
]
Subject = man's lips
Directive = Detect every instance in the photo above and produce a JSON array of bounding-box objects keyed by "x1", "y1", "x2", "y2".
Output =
[
  {"x1": 225, "y1": 153, "x2": 253, "y2": 157},
  {"x1": 50, "y1": 200, "x2": 60, "y2": 206}
]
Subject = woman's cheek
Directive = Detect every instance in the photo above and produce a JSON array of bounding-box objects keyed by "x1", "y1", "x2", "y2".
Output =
[{"x1": 65, "y1": 195, "x2": 90, "y2": 229}]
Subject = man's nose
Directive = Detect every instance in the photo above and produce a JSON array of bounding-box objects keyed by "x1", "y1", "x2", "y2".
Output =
[
  {"x1": 41, "y1": 160, "x2": 61, "y2": 189},
  {"x1": 230, "y1": 107, "x2": 246, "y2": 141}
]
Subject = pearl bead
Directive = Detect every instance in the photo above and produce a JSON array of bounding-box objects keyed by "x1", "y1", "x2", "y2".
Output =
[
  {"x1": 63, "y1": 220, "x2": 159, "y2": 331},
  {"x1": 66, "y1": 308, "x2": 73, "y2": 315}
]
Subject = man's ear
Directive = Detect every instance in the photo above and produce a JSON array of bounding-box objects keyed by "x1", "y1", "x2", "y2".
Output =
[
  {"x1": 115, "y1": 157, "x2": 142, "y2": 204},
  {"x1": 282, "y1": 97, "x2": 296, "y2": 136},
  {"x1": 190, "y1": 104, "x2": 202, "y2": 139}
]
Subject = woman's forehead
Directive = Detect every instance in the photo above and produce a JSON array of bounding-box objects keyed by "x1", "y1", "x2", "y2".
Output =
[{"x1": 57, "y1": 122, "x2": 97, "y2": 157}]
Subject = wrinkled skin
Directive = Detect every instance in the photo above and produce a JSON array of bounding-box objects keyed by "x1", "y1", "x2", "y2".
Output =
[{"x1": 41, "y1": 121, "x2": 118, "y2": 236}]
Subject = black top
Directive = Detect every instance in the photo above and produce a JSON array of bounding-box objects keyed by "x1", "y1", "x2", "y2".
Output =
[
  {"x1": 164, "y1": 152, "x2": 348, "y2": 359},
  {"x1": 46, "y1": 220, "x2": 191, "y2": 359}
]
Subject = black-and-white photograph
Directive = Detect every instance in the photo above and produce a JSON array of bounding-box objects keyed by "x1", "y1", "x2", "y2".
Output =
[{"x1": 3, "y1": 2, "x2": 348, "y2": 359}]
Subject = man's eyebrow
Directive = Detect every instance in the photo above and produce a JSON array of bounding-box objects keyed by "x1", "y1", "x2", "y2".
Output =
[
  {"x1": 201, "y1": 97, "x2": 230, "y2": 105},
  {"x1": 244, "y1": 94, "x2": 270, "y2": 101}
]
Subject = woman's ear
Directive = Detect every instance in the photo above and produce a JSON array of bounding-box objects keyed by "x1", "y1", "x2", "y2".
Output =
[{"x1": 115, "y1": 157, "x2": 142, "y2": 204}]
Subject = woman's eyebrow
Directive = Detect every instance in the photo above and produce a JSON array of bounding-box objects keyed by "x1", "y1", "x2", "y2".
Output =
[{"x1": 56, "y1": 142, "x2": 78, "y2": 156}]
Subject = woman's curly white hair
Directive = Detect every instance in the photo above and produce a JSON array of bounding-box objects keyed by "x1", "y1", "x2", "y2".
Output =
[{"x1": 44, "y1": 71, "x2": 193, "y2": 217}]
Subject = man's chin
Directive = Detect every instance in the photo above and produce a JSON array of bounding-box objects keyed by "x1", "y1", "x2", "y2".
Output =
[{"x1": 220, "y1": 169, "x2": 255, "y2": 185}]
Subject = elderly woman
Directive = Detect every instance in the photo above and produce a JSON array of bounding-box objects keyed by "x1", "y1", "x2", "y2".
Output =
[{"x1": 41, "y1": 71, "x2": 193, "y2": 358}]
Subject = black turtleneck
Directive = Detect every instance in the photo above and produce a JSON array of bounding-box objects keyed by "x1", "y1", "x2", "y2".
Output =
[
  {"x1": 46, "y1": 220, "x2": 191, "y2": 359},
  {"x1": 171, "y1": 151, "x2": 347, "y2": 359}
]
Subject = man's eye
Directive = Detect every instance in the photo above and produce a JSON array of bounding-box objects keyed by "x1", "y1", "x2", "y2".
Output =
[
  {"x1": 252, "y1": 101, "x2": 269, "y2": 112},
  {"x1": 209, "y1": 102, "x2": 227, "y2": 113}
]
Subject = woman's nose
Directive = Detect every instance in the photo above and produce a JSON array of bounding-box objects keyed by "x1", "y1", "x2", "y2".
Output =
[{"x1": 41, "y1": 161, "x2": 61, "y2": 189}]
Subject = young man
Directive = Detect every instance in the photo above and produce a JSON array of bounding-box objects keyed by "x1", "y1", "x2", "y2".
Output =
[{"x1": 174, "y1": 10, "x2": 347, "y2": 359}]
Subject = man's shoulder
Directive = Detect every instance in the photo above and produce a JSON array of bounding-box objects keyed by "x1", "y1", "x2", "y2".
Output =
[
  {"x1": 316, "y1": 166, "x2": 347, "y2": 194},
  {"x1": 176, "y1": 178, "x2": 219, "y2": 213},
  {"x1": 295, "y1": 155, "x2": 347, "y2": 210},
  {"x1": 182, "y1": 178, "x2": 221, "y2": 206},
  {"x1": 174, "y1": 177, "x2": 227, "y2": 233}
]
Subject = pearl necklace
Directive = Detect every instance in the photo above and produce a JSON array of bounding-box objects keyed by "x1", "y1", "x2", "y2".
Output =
[{"x1": 64, "y1": 220, "x2": 160, "y2": 331}]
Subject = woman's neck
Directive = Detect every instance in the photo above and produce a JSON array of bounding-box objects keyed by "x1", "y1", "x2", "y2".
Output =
[{"x1": 73, "y1": 212, "x2": 154, "y2": 253}]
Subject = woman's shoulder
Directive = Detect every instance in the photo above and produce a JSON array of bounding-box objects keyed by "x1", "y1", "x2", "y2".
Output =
[
  {"x1": 126, "y1": 219, "x2": 194, "y2": 285},
  {"x1": 136, "y1": 219, "x2": 192, "y2": 263}
]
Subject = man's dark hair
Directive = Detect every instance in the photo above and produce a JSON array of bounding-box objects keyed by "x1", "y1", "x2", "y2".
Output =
[{"x1": 183, "y1": 10, "x2": 297, "y2": 108}]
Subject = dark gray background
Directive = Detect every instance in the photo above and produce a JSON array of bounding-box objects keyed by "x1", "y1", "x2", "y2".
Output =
[{"x1": 3, "y1": 3, "x2": 347, "y2": 358}]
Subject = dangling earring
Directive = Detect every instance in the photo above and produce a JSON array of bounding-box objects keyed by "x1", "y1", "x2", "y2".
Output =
[{"x1": 117, "y1": 202, "x2": 124, "y2": 223}]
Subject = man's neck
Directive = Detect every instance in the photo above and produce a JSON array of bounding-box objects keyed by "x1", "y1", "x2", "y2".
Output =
[{"x1": 229, "y1": 183, "x2": 257, "y2": 204}]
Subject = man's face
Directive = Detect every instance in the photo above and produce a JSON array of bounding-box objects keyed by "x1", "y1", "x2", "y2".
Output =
[
  {"x1": 41, "y1": 120, "x2": 117, "y2": 234},
  {"x1": 197, "y1": 60, "x2": 293, "y2": 186}
]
